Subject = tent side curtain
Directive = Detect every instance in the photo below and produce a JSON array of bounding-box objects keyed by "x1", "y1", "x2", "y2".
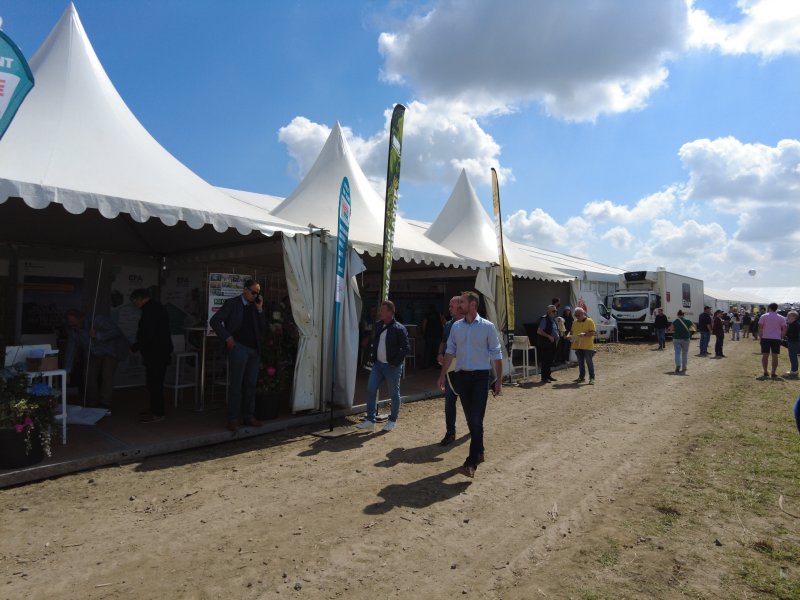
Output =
[{"x1": 283, "y1": 234, "x2": 364, "y2": 412}]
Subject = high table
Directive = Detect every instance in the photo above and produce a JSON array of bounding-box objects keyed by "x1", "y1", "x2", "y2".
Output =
[{"x1": 25, "y1": 369, "x2": 68, "y2": 445}]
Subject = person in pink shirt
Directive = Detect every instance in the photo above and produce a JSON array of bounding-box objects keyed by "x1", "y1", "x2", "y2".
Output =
[{"x1": 758, "y1": 303, "x2": 787, "y2": 379}]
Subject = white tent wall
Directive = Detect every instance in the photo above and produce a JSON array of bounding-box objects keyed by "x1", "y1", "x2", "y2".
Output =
[
  {"x1": 283, "y1": 234, "x2": 364, "y2": 412},
  {"x1": 513, "y1": 278, "x2": 572, "y2": 337}
]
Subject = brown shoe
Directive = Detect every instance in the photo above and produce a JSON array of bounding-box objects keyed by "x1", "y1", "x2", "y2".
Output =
[
  {"x1": 243, "y1": 418, "x2": 263, "y2": 428},
  {"x1": 226, "y1": 421, "x2": 240, "y2": 433},
  {"x1": 457, "y1": 464, "x2": 476, "y2": 478}
]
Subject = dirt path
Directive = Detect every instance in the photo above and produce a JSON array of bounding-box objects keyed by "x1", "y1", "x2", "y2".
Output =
[{"x1": 1, "y1": 337, "x2": 793, "y2": 599}]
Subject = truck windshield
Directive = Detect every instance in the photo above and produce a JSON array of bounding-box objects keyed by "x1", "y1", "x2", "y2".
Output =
[{"x1": 611, "y1": 295, "x2": 649, "y2": 312}]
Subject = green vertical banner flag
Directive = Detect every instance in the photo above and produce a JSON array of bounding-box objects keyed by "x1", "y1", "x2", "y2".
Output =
[
  {"x1": 491, "y1": 168, "x2": 515, "y2": 354},
  {"x1": 379, "y1": 104, "x2": 406, "y2": 301},
  {"x1": 0, "y1": 29, "x2": 34, "y2": 140}
]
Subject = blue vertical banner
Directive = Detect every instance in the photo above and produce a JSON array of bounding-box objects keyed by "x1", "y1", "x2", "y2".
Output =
[
  {"x1": 0, "y1": 30, "x2": 34, "y2": 140},
  {"x1": 330, "y1": 177, "x2": 351, "y2": 424}
]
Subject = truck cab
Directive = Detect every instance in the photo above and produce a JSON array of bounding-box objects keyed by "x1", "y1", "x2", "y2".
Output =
[{"x1": 610, "y1": 291, "x2": 660, "y2": 338}]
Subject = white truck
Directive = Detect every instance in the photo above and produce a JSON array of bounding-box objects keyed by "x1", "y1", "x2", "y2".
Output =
[
  {"x1": 574, "y1": 290, "x2": 617, "y2": 341},
  {"x1": 608, "y1": 269, "x2": 704, "y2": 339}
]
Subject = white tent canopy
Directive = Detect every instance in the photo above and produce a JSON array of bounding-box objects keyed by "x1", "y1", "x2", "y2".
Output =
[
  {"x1": 271, "y1": 123, "x2": 479, "y2": 268},
  {"x1": 730, "y1": 287, "x2": 800, "y2": 305},
  {"x1": 0, "y1": 3, "x2": 306, "y2": 240},
  {"x1": 704, "y1": 287, "x2": 770, "y2": 306},
  {"x1": 425, "y1": 170, "x2": 573, "y2": 282}
]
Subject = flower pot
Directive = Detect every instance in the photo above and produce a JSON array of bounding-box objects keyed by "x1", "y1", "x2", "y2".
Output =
[{"x1": 0, "y1": 427, "x2": 45, "y2": 469}]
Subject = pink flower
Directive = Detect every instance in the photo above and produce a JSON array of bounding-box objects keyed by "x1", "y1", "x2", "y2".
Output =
[
  {"x1": 266, "y1": 367, "x2": 277, "y2": 377},
  {"x1": 15, "y1": 416, "x2": 34, "y2": 433}
]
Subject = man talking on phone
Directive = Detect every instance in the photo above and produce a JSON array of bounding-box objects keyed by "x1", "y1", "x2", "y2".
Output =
[
  {"x1": 210, "y1": 279, "x2": 265, "y2": 432},
  {"x1": 437, "y1": 291, "x2": 503, "y2": 479}
]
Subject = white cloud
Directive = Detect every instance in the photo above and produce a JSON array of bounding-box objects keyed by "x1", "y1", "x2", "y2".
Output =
[
  {"x1": 378, "y1": 0, "x2": 688, "y2": 122},
  {"x1": 504, "y1": 209, "x2": 593, "y2": 255},
  {"x1": 602, "y1": 226, "x2": 635, "y2": 250},
  {"x1": 278, "y1": 101, "x2": 512, "y2": 189},
  {"x1": 583, "y1": 186, "x2": 681, "y2": 223},
  {"x1": 678, "y1": 136, "x2": 800, "y2": 242},
  {"x1": 688, "y1": 0, "x2": 800, "y2": 58}
]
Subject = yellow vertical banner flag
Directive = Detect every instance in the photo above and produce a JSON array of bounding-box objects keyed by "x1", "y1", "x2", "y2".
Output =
[{"x1": 491, "y1": 168, "x2": 515, "y2": 348}]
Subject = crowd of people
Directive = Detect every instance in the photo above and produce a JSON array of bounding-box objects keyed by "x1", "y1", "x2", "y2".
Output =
[{"x1": 667, "y1": 303, "x2": 798, "y2": 379}]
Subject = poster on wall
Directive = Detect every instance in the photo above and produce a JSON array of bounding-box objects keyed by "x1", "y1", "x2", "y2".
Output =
[
  {"x1": 110, "y1": 265, "x2": 158, "y2": 388},
  {"x1": 162, "y1": 269, "x2": 206, "y2": 334},
  {"x1": 207, "y1": 273, "x2": 250, "y2": 335},
  {"x1": 19, "y1": 260, "x2": 84, "y2": 336}
]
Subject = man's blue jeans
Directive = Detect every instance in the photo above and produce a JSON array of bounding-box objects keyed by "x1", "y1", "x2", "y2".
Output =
[
  {"x1": 365, "y1": 361, "x2": 402, "y2": 422},
  {"x1": 453, "y1": 370, "x2": 490, "y2": 469},
  {"x1": 227, "y1": 343, "x2": 260, "y2": 423},
  {"x1": 575, "y1": 349, "x2": 595, "y2": 379},
  {"x1": 655, "y1": 328, "x2": 666, "y2": 348},
  {"x1": 444, "y1": 378, "x2": 457, "y2": 435},
  {"x1": 699, "y1": 331, "x2": 711, "y2": 354}
]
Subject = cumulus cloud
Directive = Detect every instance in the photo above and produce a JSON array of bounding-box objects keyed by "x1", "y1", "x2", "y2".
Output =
[
  {"x1": 678, "y1": 136, "x2": 800, "y2": 242},
  {"x1": 278, "y1": 101, "x2": 512, "y2": 189},
  {"x1": 504, "y1": 209, "x2": 593, "y2": 255},
  {"x1": 688, "y1": 0, "x2": 800, "y2": 58},
  {"x1": 378, "y1": 0, "x2": 688, "y2": 121},
  {"x1": 602, "y1": 226, "x2": 635, "y2": 250},
  {"x1": 583, "y1": 186, "x2": 682, "y2": 223}
]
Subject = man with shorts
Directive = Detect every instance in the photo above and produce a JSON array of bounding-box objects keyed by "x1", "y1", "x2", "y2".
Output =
[{"x1": 758, "y1": 303, "x2": 787, "y2": 379}]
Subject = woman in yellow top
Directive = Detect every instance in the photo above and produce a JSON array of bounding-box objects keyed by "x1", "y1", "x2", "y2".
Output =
[{"x1": 567, "y1": 307, "x2": 596, "y2": 384}]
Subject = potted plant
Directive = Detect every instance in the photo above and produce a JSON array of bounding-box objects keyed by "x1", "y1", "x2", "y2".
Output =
[
  {"x1": 0, "y1": 370, "x2": 57, "y2": 469},
  {"x1": 255, "y1": 325, "x2": 296, "y2": 420}
]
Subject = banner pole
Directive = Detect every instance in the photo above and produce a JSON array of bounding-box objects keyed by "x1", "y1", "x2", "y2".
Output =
[{"x1": 82, "y1": 256, "x2": 103, "y2": 407}]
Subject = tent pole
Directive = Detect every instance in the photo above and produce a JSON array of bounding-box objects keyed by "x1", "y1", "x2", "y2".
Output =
[{"x1": 83, "y1": 256, "x2": 103, "y2": 407}]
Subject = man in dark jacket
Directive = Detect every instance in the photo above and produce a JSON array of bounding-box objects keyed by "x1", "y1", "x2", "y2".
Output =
[
  {"x1": 356, "y1": 300, "x2": 409, "y2": 432},
  {"x1": 536, "y1": 305, "x2": 559, "y2": 383},
  {"x1": 130, "y1": 288, "x2": 173, "y2": 422},
  {"x1": 209, "y1": 279, "x2": 266, "y2": 432}
]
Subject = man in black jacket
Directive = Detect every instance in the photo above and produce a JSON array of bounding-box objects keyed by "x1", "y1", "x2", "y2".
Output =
[
  {"x1": 130, "y1": 288, "x2": 173, "y2": 422},
  {"x1": 210, "y1": 279, "x2": 265, "y2": 432},
  {"x1": 356, "y1": 300, "x2": 409, "y2": 432}
]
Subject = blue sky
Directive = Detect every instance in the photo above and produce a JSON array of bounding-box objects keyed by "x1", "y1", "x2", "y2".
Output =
[{"x1": 2, "y1": 0, "x2": 799, "y2": 288}]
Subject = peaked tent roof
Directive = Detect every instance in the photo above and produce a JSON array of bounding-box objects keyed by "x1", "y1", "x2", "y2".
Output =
[
  {"x1": 424, "y1": 170, "x2": 573, "y2": 282},
  {"x1": 271, "y1": 123, "x2": 476, "y2": 268},
  {"x1": 0, "y1": 3, "x2": 306, "y2": 239}
]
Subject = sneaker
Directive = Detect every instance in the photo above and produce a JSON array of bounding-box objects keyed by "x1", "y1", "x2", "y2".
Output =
[
  {"x1": 589, "y1": 379, "x2": 595, "y2": 385},
  {"x1": 478, "y1": 452, "x2": 485, "y2": 464},
  {"x1": 140, "y1": 413, "x2": 165, "y2": 423},
  {"x1": 675, "y1": 366, "x2": 680, "y2": 373},
  {"x1": 573, "y1": 377, "x2": 585, "y2": 383},
  {"x1": 785, "y1": 371, "x2": 798, "y2": 378},
  {"x1": 440, "y1": 432, "x2": 456, "y2": 446},
  {"x1": 226, "y1": 421, "x2": 239, "y2": 433},
  {"x1": 243, "y1": 418, "x2": 263, "y2": 427},
  {"x1": 355, "y1": 419, "x2": 375, "y2": 430},
  {"x1": 382, "y1": 420, "x2": 396, "y2": 432}
]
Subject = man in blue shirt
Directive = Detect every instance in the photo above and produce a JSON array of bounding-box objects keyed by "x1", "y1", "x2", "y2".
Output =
[
  {"x1": 437, "y1": 291, "x2": 503, "y2": 478},
  {"x1": 437, "y1": 295, "x2": 465, "y2": 446}
]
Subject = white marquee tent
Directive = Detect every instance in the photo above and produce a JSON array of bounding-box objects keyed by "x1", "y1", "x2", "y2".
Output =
[
  {"x1": 271, "y1": 123, "x2": 480, "y2": 269},
  {"x1": 0, "y1": 4, "x2": 371, "y2": 414}
]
